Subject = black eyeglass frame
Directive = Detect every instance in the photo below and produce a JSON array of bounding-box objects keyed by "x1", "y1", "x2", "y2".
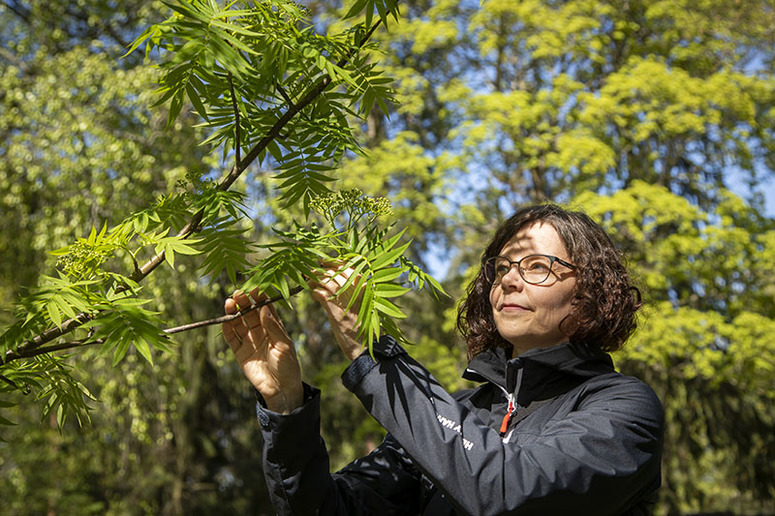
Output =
[{"x1": 482, "y1": 254, "x2": 576, "y2": 285}]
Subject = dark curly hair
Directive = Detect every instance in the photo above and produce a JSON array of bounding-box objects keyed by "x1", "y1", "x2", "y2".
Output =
[{"x1": 457, "y1": 204, "x2": 641, "y2": 359}]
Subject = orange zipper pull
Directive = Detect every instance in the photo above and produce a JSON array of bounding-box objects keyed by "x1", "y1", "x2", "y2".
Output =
[{"x1": 499, "y1": 397, "x2": 515, "y2": 434}]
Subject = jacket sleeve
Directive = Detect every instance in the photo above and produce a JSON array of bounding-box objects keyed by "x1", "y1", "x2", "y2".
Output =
[
  {"x1": 341, "y1": 336, "x2": 664, "y2": 516},
  {"x1": 257, "y1": 383, "x2": 422, "y2": 515}
]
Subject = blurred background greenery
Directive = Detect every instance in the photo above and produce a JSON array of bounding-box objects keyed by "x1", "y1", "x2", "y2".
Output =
[{"x1": 1, "y1": 0, "x2": 773, "y2": 514}]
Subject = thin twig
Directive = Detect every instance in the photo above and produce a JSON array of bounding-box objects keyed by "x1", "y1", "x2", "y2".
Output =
[
  {"x1": 228, "y1": 72, "x2": 241, "y2": 165},
  {"x1": 5, "y1": 339, "x2": 102, "y2": 363},
  {"x1": 275, "y1": 82, "x2": 295, "y2": 108},
  {"x1": 162, "y1": 285, "x2": 303, "y2": 334}
]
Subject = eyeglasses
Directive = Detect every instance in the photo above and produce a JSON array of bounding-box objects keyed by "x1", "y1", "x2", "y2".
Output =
[{"x1": 482, "y1": 254, "x2": 576, "y2": 285}]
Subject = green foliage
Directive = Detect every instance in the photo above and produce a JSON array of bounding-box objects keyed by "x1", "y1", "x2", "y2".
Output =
[
  {"x1": 129, "y1": 0, "x2": 398, "y2": 214},
  {"x1": 244, "y1": 189, "x2": 446, "y2": 350},
  {"x1": 0, "y1": 0, "x2": 438, "y2": 438},
  {"x1": 335, "y1": 131, "x2": 458, "y2": 258},
  {"x1": 88, "y1": 298, "x2": 172, "y2": 366},
  {"x1": 577, "y1": 183, "x2": 775, "y2": 512},
  {"x1": 0, "y1": 352, "x2": 98, "y2": 431}
]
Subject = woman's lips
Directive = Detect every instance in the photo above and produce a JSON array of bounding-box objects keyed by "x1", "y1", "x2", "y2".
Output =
[{"x1": 500, "y1": 303, "x2": 529, "y2": 312}]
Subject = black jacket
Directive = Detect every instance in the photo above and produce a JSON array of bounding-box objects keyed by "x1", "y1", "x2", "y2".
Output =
[{"x1": 256, "y1": 337, "x2": 664, "y2": 515}]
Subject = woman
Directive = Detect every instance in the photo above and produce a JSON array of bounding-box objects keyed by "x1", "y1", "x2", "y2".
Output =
[{"x1": 223, "y1": 204, "x2": 664, "y2": 515}]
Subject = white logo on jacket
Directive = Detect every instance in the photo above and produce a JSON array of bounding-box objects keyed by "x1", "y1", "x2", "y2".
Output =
[{"x1": 436, "y1": 413, "x2": 474, "y2": 451}]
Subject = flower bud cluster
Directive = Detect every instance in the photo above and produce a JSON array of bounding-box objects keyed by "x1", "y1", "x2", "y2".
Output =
[
  {"x1": 309, "y1": 189, "x2": 393, "y2": 220},
  {"x1": 56, "y1": 242, "x2": 111, "y2": 278}
]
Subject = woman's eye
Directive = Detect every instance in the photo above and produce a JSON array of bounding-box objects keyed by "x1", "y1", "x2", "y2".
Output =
[{"x1": 495, "y1": 265, "x2": 511, "y2": 274}]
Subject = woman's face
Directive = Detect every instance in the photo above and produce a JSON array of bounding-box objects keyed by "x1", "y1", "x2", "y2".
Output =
[{"x1": 489, "y1": 222, "x2": 577, "y2": 356}]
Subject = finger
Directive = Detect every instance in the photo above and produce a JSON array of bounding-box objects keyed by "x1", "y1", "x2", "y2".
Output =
[
  {"x1": 321, "y1": 264, "x2": 353, "y2": 279},
  {"x1": 259, "y1": 304, "x2": 292, "y2": 345},
  {"x1": 257, "y1": 299, "x2": 288, "y2": 333},
  {"x1": 232, "y1": 290, "x2": 253, "y2": 311},
  {"x1": 310, "y1": 286, "x2": 334, "y2": 307},
  {"x1": 317, "y1": 258, "x2": 345, "y2": 269},
  {"x1": 311, "y1": 269, "x2": 349, "y2": 302},
  {"x1": 224, "y1": 292, "x2": 250, "y2": 345},
  {"x1": 312, "y1": 269, "x2": 347, "y2": 295},
  {"x1": 223, "y1": 315, "x2": 247, "y2": 352},
  {"x1": 225, "y1": 325, "x2": 243, "y2": 350},
  {"x1": 248, "y1": 288, "x2": 265, "y2": 305},
  {"x1": 308, "y1": 280, "x2": 336, "y2": 305},
  {"x1": 264, "y1": 301, "x2": 285, "y2": 327},
  {"x1": 313, "y1": 272, "x2": 363, "y2": 311},
  {"x1": 223, "y1": 297, "x2": 243, "y2": 335},
  {"x1": 231, "y1": 290, "x2": 263, "y2": 330}
]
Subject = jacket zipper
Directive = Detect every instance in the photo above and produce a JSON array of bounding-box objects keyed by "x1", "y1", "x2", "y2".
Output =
[
  {"x1": 499, "y1": 393, "x2": 516, "y2": 434},
  {"x1": 465, "y1": 366, "x2": 522, "y2": 436}
]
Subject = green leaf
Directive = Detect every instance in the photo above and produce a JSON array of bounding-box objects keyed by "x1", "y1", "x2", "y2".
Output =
[
  {"x1": 154, "y1": 234, "x2": 202, "y2": 268},
  {"x1": 186, "y1": 82, "x2": 209, "y2": 121},
  {"x1": 370, "y1": 239, "x2": 411, "y2": 270},
  {"x1": 356, "y1": 284, "x2": 374, "y2": 335},
  {"x1": 339, "y1": 256, "x2": 369, "y2": 293},
  {"x1": 88, "y1": 301, "x2": 170, "y2": 366},
  {"x1": 47, "y1": 302, "x2": 62, "y2": 329},
  {"x1": 344, "y1": 0, "x2": 369, "y2": 19},
  {"x1": 373, "y1": 296, "x2": 406, "y2": 319},
  {"x1": 372, "y1": 267, "x2": 405, "y2": 284},
  {"x1": 122, "y1": 24, "x2": 160, "y2": 58},
  {"x1": 339, "y1": 270, "x2": 365, "y2": 313},
  {"x1": 134, "y1": 339, "x2": 154, "y2": 365},
  {"x1": 111, "y1": 337, "x2": 132, "y2": 366},
  {"x1": 374, "y1": 282, "x2": 411, "y2": 298},
  {"x1": 196, "y1": 222, "x2": 254, "y2": 285}
]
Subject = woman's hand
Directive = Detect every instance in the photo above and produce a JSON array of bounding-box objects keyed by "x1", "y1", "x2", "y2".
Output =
[
  {"x1": 310, "y1": 265, "x2": 365, "y2": 361},
  {"x1": 223, "y1": 289, "x2": 303, "y2": 414}
]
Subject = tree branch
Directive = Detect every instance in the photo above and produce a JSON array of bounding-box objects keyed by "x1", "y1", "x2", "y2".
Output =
[
  {"x1": 217, "y1": 17, "x2": 383, "y2": 191},
  {"x1": 13, "y1": 313, "x2": 95, "y2": 356},
  {"x1": 6, "y1": 339, "x2": 102, "y2": 363},
  {"x1": 9, "y1": 17, "x2": 384, "y2": 360},
  {"x1": 3, "y1": 287, "x2": 305, "y2": 364}
]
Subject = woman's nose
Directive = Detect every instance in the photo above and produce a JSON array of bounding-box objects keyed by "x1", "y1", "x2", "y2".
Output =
[{"x1": 500, "y1": 265, "x2": 524, "y2": 290}]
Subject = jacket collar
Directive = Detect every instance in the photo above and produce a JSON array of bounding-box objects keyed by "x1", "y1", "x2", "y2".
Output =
[{"x1": 463, "y1": 342, "x2": 615, "y2": 407}]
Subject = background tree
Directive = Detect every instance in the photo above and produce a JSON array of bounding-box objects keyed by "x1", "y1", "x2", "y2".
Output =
[{"x1": 355, "y1": 0, "x2": 775, "y2": 513}]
